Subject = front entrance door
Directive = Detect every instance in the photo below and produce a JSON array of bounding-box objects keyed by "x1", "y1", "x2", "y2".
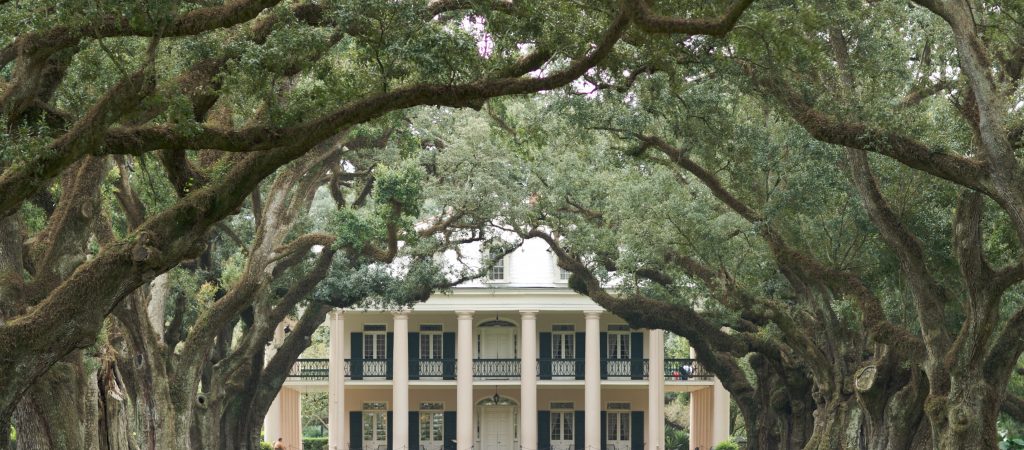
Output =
[
  {"x1": 480, "y1": 328, "x2": 515, "y2": 358},
  {"x1": 479, "y1": 406, "x2": 515, "y2": 450}
]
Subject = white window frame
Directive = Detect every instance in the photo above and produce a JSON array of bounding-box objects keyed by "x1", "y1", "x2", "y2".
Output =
[
  {"x1": 550, "y1": 403, "x2": 575, "y2": 447},
  {"x1": 553, "y1": 254, "x2": 570, "y2": 283},
  {"x1": 552, "y1": 325, "x2": 576, "y2": 359},
  {"x1": 606, "y1": 406, "x2": 631, "y2": 445},
  {"x1": 607, "y1": 331, "x2": 631, "y2": 360},
  {"x1": 362, "y1": 402, "x2": 388, "y2": 448},
  {"x1": 419, "y1": 327, "x2": 443, "y2": 360},
  {"x1": 558, "y1": 267, "x2": 571, "y2": 282},
  {"x1": 419, "y1": 402, "x2": 444, "y2": 449},
  {"x1": 486, "y1": 253, "x2": 510, "y2": 283},
  {"x1": 364, "y1": 326, "x2": 388, "y2": 360}
]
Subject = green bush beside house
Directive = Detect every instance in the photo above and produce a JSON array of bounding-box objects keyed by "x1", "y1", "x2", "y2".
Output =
[{"x1": 302, "y1": 436, "x2": 328, "y2": 450}]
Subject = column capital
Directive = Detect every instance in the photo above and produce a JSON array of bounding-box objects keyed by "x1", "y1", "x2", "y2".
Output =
[
  {"x1": 329, "y1": 309, "x2": 344, "y2": 320},
  {"x1": 392, "y1": 309, "x2": 410, "y2": 319},
  {"x1": 455, "y1": 310, "x2": 475, "y2": 320},
  {"x1": 583, "y1": 310, "x2": 602, "y2": 319},
  {"x1": 519, "y1": 310, "x2": 539, "y2": 319}
]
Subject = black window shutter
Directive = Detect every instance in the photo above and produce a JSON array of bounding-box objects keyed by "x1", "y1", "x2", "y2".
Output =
[
  {"x1": 442, "y1": 332, "x2": 456, "y2": 380},
  {"x1": 630, "y1": 332, "x2": 644, "y2": 380},
  {"x1": 538, "y1": 410, "x2": 551, "y2": 450},
  {"x1": 631, "y1": 411, "x2": 644, "y2": 450},
  {"x1": 386, "y1": 411, "x2": 393, "y2": 450},
  {"x1": 600, "y1": 332, "x2": 608, "y2": 379},
  {"x1": 443, "y1": 411, "x2": 456, "y2": 450},
  {"x1": 349, "y1": 411, "x2": 362, "y2": 450},
  {"x1": 539, "y1": 332, "x2": 552, "y2": 380},
  {"x1": 351, "y1": 332, "x2": 363, "y2": 380},
  {"x1": 409, "y1": 332, "x2": 420, "y2": 380},
  {"x1": 386, "y1": 332, "x2": 394, "y2": 379},
  {"x1": 574, "y1": 411, "x2": 585, "y2": 450},
  {"x1": 574, "y1": 332, "x2": 586, "y2": 380},
  {"x1": 600, "y1": 411, "x2": 608, "y2": 450},
  {"x1": 409, "y1": 411, "x2": 420, "y2": 450}
]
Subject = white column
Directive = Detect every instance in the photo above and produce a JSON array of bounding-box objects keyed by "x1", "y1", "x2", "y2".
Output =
[
  {"x1": 584, "y1": 311, "x2": 602, "y2": 450},
  {"x1": 647, "y1": 329, "x2": 665, "y2": 450},
  {"x1": 280, "y1": 388, "x2": 303, "y2": 450},
  {"x1": 329, "y1": 310, "x2": 346, "y2": 450},
  {"x1": 456, "y1": 311, "x2": 475, "y2": 450},
  {"x1": 265, "y1": 395, "x2": 282, "y2": 445},
  {"x1": 265, "y1": 322, "x2": 287, "y2": 445},
  {"x1": 393, "y1": 311, "x2": 410, "y2": 450},
  {"x1": 712, "y1": 377, "x2": 731, "y2": 446},
  {"x1": 520, "y1": 311, "x2": 539, "y2": 450}
]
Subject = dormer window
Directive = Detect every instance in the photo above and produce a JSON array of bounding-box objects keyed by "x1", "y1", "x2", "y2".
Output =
[
  {"x1": 552, "y1": 254, "x2": 570, "y2": 283},
  {"x1": 486, "y1": 251, "x2": 508, "y2": 282},
  {"x1": 558, "y1": 266, "x2": 570, "y2": 282}
]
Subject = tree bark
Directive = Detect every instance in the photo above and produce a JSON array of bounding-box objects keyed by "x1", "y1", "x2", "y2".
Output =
[{"x1": 13, "y1": 352, "x2": 90, "y2": 450}]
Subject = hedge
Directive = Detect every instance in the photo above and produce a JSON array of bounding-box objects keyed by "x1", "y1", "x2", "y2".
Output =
[{"x1": 303, "y1": 437, "x2": 328, "y2": 450}]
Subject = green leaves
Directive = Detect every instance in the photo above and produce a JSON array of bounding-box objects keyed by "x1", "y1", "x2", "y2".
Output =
[
  {"x1": 328, "y1": 206, "x2": 380, "y2": 252},
  {"x1": 373, "y1": 159, "x2": 426, "y2": 218}
]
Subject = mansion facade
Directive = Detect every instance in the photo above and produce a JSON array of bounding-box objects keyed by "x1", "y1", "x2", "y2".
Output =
[{"x1": 264, "y1": 239, "x2": 730, "y2": 450}]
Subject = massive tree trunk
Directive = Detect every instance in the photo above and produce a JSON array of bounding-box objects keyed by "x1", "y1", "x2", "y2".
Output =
[
  {"x1": 12, "y1": 352, "x2": 90, "y2": 450},
  {"x1": 927, "y1": 372, "x2": 1003, "y2": 450},
  {"x1": 214, "y1": 304, "x2": 331, "y2": 450}
]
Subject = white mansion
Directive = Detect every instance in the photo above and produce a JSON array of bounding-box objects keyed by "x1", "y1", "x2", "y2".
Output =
[{"x1": 264, "y1": 239, "x2": 731, "y2": 450}]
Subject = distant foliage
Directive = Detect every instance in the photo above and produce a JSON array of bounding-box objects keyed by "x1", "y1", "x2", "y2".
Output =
[{"x1": 303, "y1": 437, "x2": 328, "y2": 450}]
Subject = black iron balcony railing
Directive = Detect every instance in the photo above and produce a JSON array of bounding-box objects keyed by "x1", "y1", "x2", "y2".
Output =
[
  {"x1": 347, "y1": 358, "x2": 389, "y2": 379},
  {"x1": 410, "y1": 358, "x2": 456, "y2": 379},
  {"x1": 287, "y1": 357, "x2": 713, "y2": 381},
  {"x1": 473, "y1": 358, "x2": 520, "y2": 378},
  {"x1": 288, "y1": 358, "x2": 329, "y2": 380},
  {"x1": 603, "y1": 358, "x2": 647, "y2": 379},
  {"x1": 664, "y1": 358, "x2": 712, "y2": 380},
  {"x1": 538, "y1": 358, "x2": 584, "y2": 379}
]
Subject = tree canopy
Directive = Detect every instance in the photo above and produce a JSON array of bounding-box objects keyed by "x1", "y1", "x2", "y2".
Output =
[{"x1": 5, "y1": 0, "x2": 1024, "y2": 449}]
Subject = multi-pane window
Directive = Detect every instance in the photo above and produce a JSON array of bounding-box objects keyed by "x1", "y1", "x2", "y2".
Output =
[
  {"x1": 363, "y1": 327, "x2": 387, "y2": 360},
  {"x1": 607, "y1": 412, "x2": 630, "y2": 441},
  {"x1": 419, "y1": 402, "x2": 444, "y2": 445},
  {"x1": 552, "y1": 325, "x2": 575, "y2": 359},
  {"x1": 607, "y1": 332, "x2": 631, "y2": 359},
  {"x1": 419, "y1": 326, "x2": 443, "y2": 359},
  {"x1": 552, "y1": 254, "x2": 571, "y2": 282},
  {"x1": 362, "y1": 402, "x2": 388, "y2": 446},
  {"x1": 551, "y1": 402, "x2": 575, "y2": 443},
  {"x1": 487, "y1": 255, "x2": 506, "y2": 281},
  {"x1": 606, "y1": 404, "x2": 631, "y2": 444},
  {"x1": 558, "y1": 266, "x2": 571, "y2": 281}
]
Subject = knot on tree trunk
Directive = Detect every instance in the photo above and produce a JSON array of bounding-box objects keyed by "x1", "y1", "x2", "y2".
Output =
[
  {"x1": 950, "y1": 404, "x2": 972, "y2": 431},
  {"x1": 131, "y1": 232, "x2": 162, "y2": 264},
  {"x1": 924, "y1": 395, "x2": 948, "y2": 423},
  {"x1": 854, "y1": 364, "x2": 877, "y2": 392}
]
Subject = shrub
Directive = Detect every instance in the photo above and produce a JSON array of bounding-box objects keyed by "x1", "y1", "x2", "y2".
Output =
[
  {"x1": 666, "y1": 428, "x2": 689, "y2": 450},
  {"x1": 259, "y1": 441, "x2": 273, "y2": 450},
  {"x1": 714, "y1": 438, "x2": 740, "y2": 450},
  {"x1": 303, "y1": 436, "x2": 328, "y2": 450}
]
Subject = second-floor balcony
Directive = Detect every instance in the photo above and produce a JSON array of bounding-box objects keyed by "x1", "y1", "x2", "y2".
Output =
[
  {"x1": 289, "y1": 357, "x2": 711, "y2": 382},
  {"x1": 473, "y1": 358, "x2": 521, "y2": 378}
]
